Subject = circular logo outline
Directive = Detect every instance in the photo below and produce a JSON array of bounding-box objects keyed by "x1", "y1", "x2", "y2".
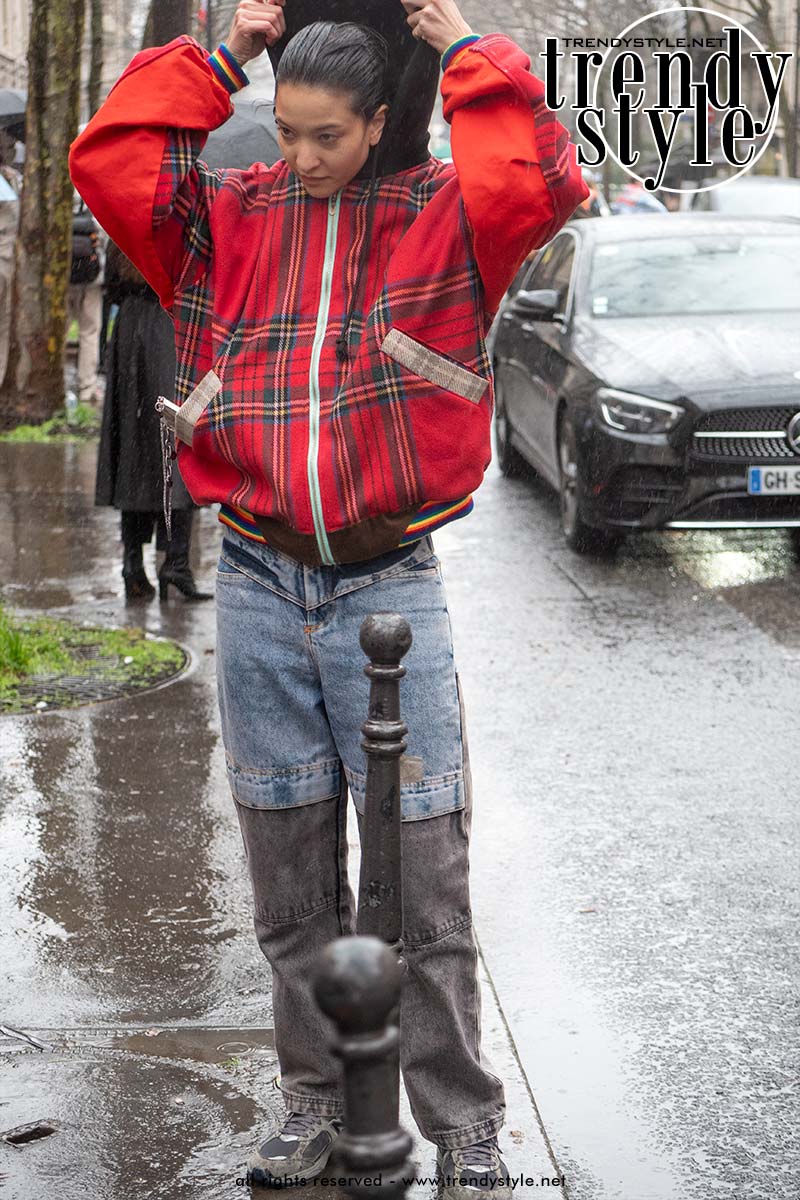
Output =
[{"x1": 589, "y1": 6, "x2": 779, "y2": 195}]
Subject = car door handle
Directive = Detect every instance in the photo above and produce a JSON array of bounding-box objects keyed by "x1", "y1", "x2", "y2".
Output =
[{"x1": 501, "y1": 312, "x2": 514, "y2": 321}]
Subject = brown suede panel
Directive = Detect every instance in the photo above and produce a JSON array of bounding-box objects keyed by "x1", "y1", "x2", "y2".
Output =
[{"x1": 251, "y1": 507, "x2": 420, "y2": 567}]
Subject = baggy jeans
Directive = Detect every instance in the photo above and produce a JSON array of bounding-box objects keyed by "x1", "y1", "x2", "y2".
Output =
[{"x1": 215, "y1": 528, "x2": 505, "y2": 1150}]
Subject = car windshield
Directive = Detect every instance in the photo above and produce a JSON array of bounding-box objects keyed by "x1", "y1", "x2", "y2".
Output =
[{"x1": 588, "y1": 234, "x2": 800, "y2": 318}]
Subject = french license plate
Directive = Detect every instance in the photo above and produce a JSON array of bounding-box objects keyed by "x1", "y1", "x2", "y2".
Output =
[{"x1": 748, "y1": 466, "x2": 800, "y2": 495}]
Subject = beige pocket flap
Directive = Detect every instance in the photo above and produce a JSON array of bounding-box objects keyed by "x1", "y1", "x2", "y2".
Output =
[
  {"x1": 381, "y1": 328, "x2": 488, "y2": 405},
  {"x1": 174, "y1": 369, "x2": 222, "y2": 445}
]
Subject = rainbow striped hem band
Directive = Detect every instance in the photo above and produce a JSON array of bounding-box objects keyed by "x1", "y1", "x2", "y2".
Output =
[{"x1": 218, "y1": 497, "x2": 475, "y2": 552}]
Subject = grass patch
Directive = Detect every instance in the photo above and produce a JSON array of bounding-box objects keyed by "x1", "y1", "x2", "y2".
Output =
[
  {"x1": 0, "y1": 403, "x2": 100, "y2": 444},
  {"x1": 0, "y1": 607, "x2": 186, "y2": 713}
]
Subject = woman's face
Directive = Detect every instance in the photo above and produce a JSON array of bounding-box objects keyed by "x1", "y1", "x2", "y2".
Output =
[{"x1": 274, "y1": 83, "x2": 387, "y2": 199}]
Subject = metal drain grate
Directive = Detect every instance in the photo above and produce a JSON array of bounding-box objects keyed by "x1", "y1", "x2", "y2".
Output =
[{"x1": 3, "y1": 652, "x2": 188, "y2": 714}]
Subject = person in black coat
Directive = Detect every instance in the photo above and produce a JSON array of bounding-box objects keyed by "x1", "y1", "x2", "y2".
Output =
[{"x1": 95, "y1": 242, "x2": 212, "y2": 602}]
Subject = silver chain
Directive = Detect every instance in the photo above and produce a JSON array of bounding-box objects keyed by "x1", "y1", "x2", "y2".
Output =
[{"x1": 155, "y1": 397, "x2": 176, "y2": 542}]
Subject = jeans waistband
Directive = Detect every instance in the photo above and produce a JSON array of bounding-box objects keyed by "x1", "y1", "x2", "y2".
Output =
[{"x1": 219, "y1": 528, "x2": 435, "y2": 612}]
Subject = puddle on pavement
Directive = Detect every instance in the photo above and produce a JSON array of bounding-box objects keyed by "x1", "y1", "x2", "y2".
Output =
[
  {"x1": 57, "y1": 1025, "x2": 275, "y2": 1064},
  {"x1": 0, "y1": 1045, "x2": 278, "y2": 1200},
  {"x1": 0, "y1": 1032, "x2": 436, "y2": 1200},
  {"x1": 657, "y1": 530, "x2": 800, "y2": 649},
  {"x1": 661, "y1": 529, "x2": 799, "y2": 589},
  {"x1": 0, "y1": 441, "x2": 220, "y2": 616}
]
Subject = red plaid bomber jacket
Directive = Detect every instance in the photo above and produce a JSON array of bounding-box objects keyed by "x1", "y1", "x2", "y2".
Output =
[{"x1": 70, "y1": 34, "x2": 587, "y2": 565}]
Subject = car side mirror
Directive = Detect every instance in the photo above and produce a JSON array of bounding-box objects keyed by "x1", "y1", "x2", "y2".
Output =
[{"x1": 510, "y1": 288, "x2": 562, "y2": 321}]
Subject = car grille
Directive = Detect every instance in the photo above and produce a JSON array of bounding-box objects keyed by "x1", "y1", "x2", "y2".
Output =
[{"x1": 692, "y1": 407, "x2": 800, "y2": 461}]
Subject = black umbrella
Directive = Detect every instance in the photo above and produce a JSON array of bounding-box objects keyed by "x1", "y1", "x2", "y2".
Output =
[
  {"x1": 0, "y1": 88, "x2": 26, "y2": 133},
  {"x1": 202, "y1": 98, "x2": 281, "y2": 170}
]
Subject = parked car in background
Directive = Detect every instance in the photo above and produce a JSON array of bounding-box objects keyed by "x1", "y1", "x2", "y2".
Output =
[
  {"x1": 610, "y1": 180, "x2": 668, "y2": 215},
  {"x1": 492, "y1": 214, "x2": 800, "y2": 553},
  {"x1": 685, "y1": 175, "x2": 800, "y2": 219}
]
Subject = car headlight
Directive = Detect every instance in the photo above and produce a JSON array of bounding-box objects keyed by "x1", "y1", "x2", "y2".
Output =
[{"x1": 596, "y1": 388, "x2": 684, "y2": 435}]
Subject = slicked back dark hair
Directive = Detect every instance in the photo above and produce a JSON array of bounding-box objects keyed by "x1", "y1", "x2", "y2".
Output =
[{"x1": 275, "y1": 21, "x2": 390, "y2": 119}]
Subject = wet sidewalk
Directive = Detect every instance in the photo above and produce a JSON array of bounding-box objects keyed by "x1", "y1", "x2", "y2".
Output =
[{"x1": 0, "y1": 443, "x2": 555, "y2": 1199}]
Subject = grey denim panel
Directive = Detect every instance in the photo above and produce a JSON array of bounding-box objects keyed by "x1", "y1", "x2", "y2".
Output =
[
  {"x1": 235, "y1": 782, "x2": 353, "y2": 1116},
  {"x1": 234, "y1": 781, "x2": 505, "y2": 1146},
  {"x1": 376, "y1": 807, "x2": 506, "y2": 1146}
]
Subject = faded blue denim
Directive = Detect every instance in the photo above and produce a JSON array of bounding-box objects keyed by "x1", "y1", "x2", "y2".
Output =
[{"x1": 216, "y1": 530, "x2": 466, "y2": 821}]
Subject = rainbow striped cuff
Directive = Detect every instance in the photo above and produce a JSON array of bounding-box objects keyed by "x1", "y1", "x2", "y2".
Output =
[
  {"x1": 209, "y1": 44, "x2": 249, "y2": 94},
  {"x1": 441, "y1": 34, "x2": 481, "y2": 71}
]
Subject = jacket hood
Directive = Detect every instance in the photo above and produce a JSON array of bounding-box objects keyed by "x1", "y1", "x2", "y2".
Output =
[{"x1": 267, "y1": 0, "x2": 440, "y2": 174}]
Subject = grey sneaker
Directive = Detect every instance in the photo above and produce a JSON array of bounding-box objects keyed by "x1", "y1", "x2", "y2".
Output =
[
  {"x1": 437, "y1": 1138, "x2": 512, "y2": 1200},
  {"x1": 247, "y1": 1111, "x2": 342, "y2": 1187}
]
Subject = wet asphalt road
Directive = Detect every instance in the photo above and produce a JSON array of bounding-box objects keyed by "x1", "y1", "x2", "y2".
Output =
[{"x1": 1, "y1": 441, "x2": 799, "y2": 1200}]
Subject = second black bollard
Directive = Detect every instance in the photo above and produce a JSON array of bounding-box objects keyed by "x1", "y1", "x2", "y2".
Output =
[
  {"x1": 309, "y1": 613, "x2": 415, "y2": 1200},
  {"x1": 314, "y1": 937, "x2": 414, "y2": 1200}
]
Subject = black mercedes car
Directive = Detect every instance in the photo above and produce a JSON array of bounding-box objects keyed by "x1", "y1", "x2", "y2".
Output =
[{"x1": 492, "y1": 213, "x2": 800, "y2": 553}]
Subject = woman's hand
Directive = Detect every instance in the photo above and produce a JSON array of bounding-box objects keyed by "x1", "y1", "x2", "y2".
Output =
[
  {"x1": 401, "y1": 0, "x2": 473, "y2": 54},
  {"x1": 225, "y1": 0, "x2": 287, "y2": 65}
]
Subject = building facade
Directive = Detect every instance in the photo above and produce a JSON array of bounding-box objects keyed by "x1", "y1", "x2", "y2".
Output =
[{"x1": 0, "y1": 0, "x2": 28, "y2": 87}]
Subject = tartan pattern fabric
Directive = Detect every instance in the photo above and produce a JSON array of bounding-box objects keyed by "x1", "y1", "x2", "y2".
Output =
[{"x1": 70, "y1": 34, "x2": 588, "y2": 544}]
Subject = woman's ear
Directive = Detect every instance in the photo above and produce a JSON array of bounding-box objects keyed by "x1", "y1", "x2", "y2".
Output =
[{"x1": 368, "y1": 104, "x2": 389, "y2": 147}]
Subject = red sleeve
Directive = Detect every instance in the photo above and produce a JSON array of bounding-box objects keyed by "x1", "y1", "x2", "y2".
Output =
[
  {"x1": 442, "y1": 35, "x2": 589, "y2": 314},
  {"x1": 69, "y1": 37, "x2": 234, "y2": 308}
]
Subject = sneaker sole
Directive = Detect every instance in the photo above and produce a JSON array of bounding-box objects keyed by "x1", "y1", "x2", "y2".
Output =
[{"x1": 247, "y1": 1142, "x2": 336, "y2": 1188}]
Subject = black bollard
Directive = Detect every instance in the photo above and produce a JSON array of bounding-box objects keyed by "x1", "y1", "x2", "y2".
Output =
[
  {"x1": 314, "y1": 937, "x2": 414, "y2": 1200},
  {"x1": 356, "y1": 613, "x2": 412, "y2": 950}
]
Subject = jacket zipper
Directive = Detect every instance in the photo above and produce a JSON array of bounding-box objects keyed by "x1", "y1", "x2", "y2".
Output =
[{"x1": 307, "y1": 191, "x2": 341, "y2": 566}]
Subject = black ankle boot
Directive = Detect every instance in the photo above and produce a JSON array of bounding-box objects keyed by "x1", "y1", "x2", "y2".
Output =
[
  {"x1": 124, "y1": 568, "x2": 156, "y2": 602},
  {"x1": 122, "y1": 542, "x2": 155, "y2": 603},
  {"x1": 158, "y1": 563, "x2": 213, "y2": 602},
  {"x1": 158, "y1": 509, "x2": 212, "y2": 602}
]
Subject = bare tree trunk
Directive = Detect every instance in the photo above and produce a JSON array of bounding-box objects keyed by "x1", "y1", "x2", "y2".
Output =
[
  {"x1": 88, "y1": 0, "x2": 104, "y2": 116},
  {"x1": 145, "y1": 0, "x2": 193, "y2": 49},
  {"x1": 0, "y1": 0, "x2": 86, "y2": 427}
]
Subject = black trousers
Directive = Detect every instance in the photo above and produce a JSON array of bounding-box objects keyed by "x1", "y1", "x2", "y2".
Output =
[{"x1": 120, "y1": 508, "x2": 194, "y2": 563}]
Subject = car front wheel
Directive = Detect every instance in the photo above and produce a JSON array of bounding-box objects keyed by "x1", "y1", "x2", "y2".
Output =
[{"x1": 557, "y1": 411, "x2": 621, "y2": 556}]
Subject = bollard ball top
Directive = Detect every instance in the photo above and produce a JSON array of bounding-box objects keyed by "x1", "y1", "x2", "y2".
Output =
[
  {"x1": 314, "y1": 937, "x2": 404, "y2": 1034},
  {"x1": 359, "y1": 614, "x2": 412, "y2": 665}
]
